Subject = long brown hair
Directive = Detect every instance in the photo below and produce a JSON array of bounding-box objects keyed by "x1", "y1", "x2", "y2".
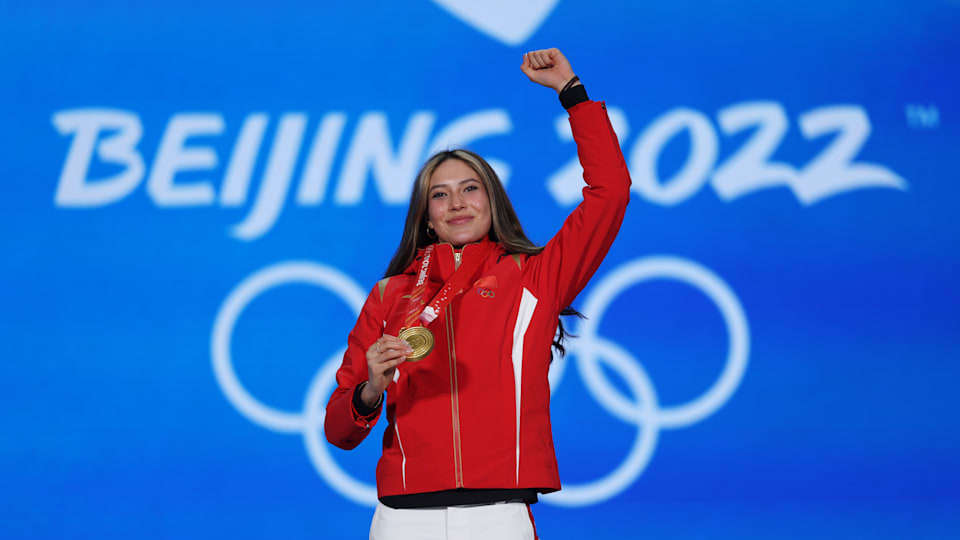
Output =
[{"x1": 383, "y1": 148, "x2": 582, "y2": 357}]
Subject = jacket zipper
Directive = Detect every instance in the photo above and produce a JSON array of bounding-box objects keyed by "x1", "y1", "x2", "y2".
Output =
[{"x1": 445, "y1": 304, "x2": 464, "y2": 488}]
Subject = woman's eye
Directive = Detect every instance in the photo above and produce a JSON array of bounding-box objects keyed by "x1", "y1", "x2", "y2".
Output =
[
  {"x1": 465, "y1": 185, "x2": 478, "y2": 192},
  {"x1": 431, "y1": 192, "x2": 446, "y2": 199}
]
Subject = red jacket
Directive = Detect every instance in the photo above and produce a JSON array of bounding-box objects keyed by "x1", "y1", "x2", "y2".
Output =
[{"x1": 325, "y1": 100, "x2": 631, "y2": 498}]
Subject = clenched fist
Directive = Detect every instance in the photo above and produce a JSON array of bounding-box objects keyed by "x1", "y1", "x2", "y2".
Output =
[{"x1": 520, "y1": 48, "x2": 579, "y2": 94}]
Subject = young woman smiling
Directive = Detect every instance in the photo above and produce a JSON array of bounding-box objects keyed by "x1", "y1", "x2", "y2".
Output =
[{"x1": 325, "y1": 48, "x2": 632, "y2": 540}]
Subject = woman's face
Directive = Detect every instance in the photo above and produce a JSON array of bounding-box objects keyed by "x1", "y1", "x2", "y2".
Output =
[{"x1": 425, "y1": 158, "x2": 492, "y2": 248}]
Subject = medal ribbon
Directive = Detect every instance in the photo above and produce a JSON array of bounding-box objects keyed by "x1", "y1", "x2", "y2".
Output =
[
  {"x1": 403, "y1": 244, "x2": 435, "y2": 328},
  {"x1": 402, "y1": 241, "x2": 494, "y2": 328}
]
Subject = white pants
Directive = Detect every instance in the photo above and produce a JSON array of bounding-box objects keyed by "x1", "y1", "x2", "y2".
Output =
[{"x1": 369, "y1": 502, "x2": 538, "y2": 540}]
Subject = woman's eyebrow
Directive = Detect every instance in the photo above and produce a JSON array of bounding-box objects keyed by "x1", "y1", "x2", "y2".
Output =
[{"x1": 429, "y1": 178, "x2": 480, "y2": 192}]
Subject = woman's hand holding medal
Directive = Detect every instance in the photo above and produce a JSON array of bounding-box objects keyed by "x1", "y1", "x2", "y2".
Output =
[{"x1": 362, "y1": 335, "x2": 413, "y2": 407}]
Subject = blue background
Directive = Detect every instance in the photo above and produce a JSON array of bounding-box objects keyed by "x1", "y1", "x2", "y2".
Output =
[{"x1": 2, "y1": 1, "x2": 959, "y2": 538}]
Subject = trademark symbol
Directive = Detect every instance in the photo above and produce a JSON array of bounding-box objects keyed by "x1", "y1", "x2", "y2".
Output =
[{"x1": 905, "y1": 104, "x2": 940, "y2": 128}]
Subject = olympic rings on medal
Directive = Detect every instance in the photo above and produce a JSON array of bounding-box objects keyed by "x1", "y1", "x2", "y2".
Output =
[{"x1": 212, "y1": 255, "x2": 750, "y2": 508}]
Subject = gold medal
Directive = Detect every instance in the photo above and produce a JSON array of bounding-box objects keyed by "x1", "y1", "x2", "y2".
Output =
[{"x1": 398, "y1": 326, "x2": 434, "y2": 362}]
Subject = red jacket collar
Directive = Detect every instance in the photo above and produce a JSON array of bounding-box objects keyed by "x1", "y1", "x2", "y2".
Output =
[{"x1": 405, "y1": 237, "x2": 502, "y2": 282}]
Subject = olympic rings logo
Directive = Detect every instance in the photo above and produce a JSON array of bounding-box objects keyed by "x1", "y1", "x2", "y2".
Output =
[
  {"x1": 477, "y1": 287, "x2": 496, "y2": 298},
  {"x1": 210, "y1": 255, "x2": 749, "y2": 507}
]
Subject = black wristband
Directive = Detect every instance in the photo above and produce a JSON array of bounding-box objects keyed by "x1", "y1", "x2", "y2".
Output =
[
  {"x1": 560, "y1": 84, "x2": 589, "y2": 110},
  {"x1": 353, "y1": 381, "x2": 382, "y2": 418}
]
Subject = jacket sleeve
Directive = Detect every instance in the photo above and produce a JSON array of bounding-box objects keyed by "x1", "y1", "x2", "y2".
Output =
[
  {"x1": 324, "y1": 284, "x2": 386, "y2": 450},
  {"x1": 525, "y1": 100, "x2": 632, "y2": 310}
]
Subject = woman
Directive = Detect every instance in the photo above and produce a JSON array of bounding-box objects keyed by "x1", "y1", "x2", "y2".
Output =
[{"x1": 325, "y1": 48, "x2": 631, "y2": 539}]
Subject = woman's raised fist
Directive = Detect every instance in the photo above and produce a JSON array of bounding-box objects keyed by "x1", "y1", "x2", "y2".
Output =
[{"x1": 520, "y1": 48, "x2": 578, "y2": 93}]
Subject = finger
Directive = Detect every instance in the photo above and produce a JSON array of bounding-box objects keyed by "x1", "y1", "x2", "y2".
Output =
[
  {"x1": 380, "y1": 334, "x2": 408, "y2": 346},
  {"x1": 528, "y1": 51, "x2": 541, "y2": 69},
  {"x1": 379, "y1": 334, "x2": 411, "y2": 346},
  {"x1": 367, "y1": 341, "x2": 407, "y2": 361},
  {"x1": 383, "y1": 357, "x2": 407, "y2": 370},
  {"x1": 378, "y1": 345, "x2": 412, "y2": 361},
  {"x1": 382, "y1": 338, "x2": 413, "y2": 353},
  {"x1": 370, "y1": 335, "x2": 402, "y2": 354},
  {"x1": 374, "y1": 344, "x2": 409, "y2": 361},
  {"x1": 372, "y1": 356, "x2": 406, "y2": 378},
  {"x1": 520, "y1": 53, "x2": 535, "y2": 76},
  {"x1": 380, "y1": 338, "x2": 412, "y2": 354},
  {"x1": 535, "y1": 50, "x2": 553, "y2": 69}
]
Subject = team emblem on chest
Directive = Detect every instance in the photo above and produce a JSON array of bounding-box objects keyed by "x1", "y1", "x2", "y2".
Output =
[{"x1": 473, "y1": 275, "x2": 498, "y2": 298}]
